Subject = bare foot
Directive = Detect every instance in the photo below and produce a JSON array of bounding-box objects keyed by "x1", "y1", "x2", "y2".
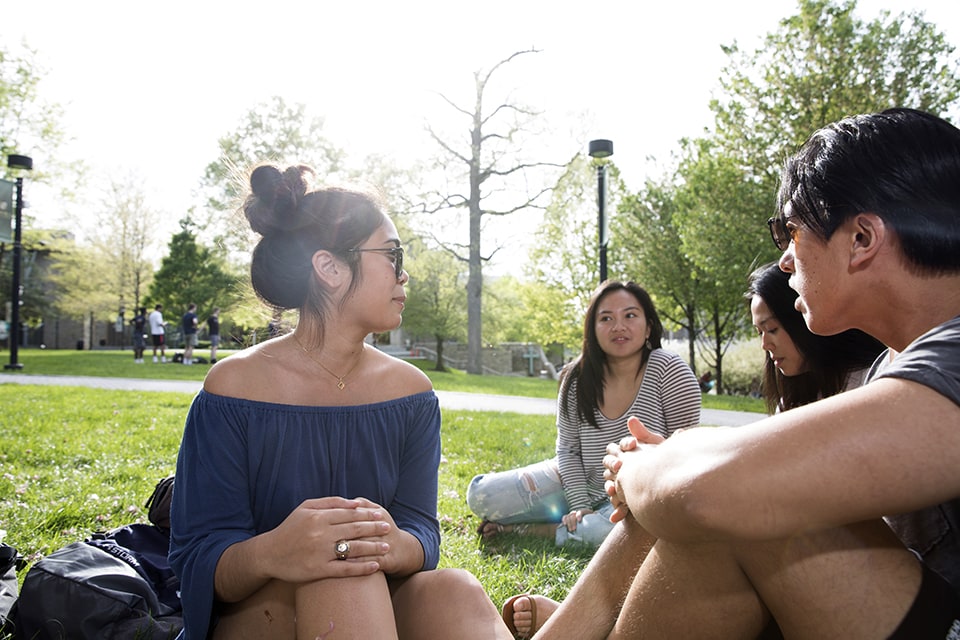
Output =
[
  {"x1": 478, "y1": 520, "x2": 509, "y2": 539},
  {"x1": 503, "y1": 594, "x2": 558, "y2": 638}
]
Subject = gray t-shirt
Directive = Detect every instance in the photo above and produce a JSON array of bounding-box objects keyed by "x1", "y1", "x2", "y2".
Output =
[{"x1": 867, "y1": 314, "x2": 960, "y2": 593}]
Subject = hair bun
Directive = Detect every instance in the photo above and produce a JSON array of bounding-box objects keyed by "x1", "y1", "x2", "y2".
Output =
[
  {"x1": 250, "y1": 165, "x2": 283, "y2": 205},
  {"x1": 244, "y1": 164, "x2": 315, "y2": 235}
]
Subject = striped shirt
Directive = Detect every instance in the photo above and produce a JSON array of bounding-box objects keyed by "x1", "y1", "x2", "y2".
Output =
[{"x1": 556, "y1": 349, "x2": 701, "y2": 511}]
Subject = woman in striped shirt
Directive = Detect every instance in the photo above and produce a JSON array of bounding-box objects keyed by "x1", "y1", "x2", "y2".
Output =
[{"x1": 466, "y1": 280, "x2": 701, "y2": 548}]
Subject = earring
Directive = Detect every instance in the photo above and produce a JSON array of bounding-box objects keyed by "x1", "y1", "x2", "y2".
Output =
[{"x1": 645, "y1": 339, "x2": 652, "y2": 350}]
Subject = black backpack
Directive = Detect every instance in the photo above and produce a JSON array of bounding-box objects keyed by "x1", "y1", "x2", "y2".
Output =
[
  {"x1": 1, "y1": 543, "x2": 19, "y2": 631},
  {"x1": 5, "y1": 477, "x2": 182, "y2": 640}
]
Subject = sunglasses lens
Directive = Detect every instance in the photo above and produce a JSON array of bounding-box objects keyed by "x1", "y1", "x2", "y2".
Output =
[{"x1": 767, "y1": 218, "x2": 788, "y2": 251}]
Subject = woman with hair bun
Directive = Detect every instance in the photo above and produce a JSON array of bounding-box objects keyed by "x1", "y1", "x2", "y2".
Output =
[{"x1": 170, "y1": 164, "x2": 512, "y2": 639}]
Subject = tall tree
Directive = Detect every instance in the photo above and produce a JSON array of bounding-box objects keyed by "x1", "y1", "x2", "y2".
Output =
[
  {"x1": 423, "y1": 49, "x2": 566, "y2": 374},
  {"x1": 615, "y1": 171, "x2": 705, "y2": 373},
  {"x1": 0, "y1": 44, "x2": 72, "y2": 187},
  {"x1": 147, "y1": 218, "x2": 240, "y2": 324},
  {"x1": 712, "y1": 0, "x2": 960, "y2": 193},
  {"x1": 673, "y1": 138, "x2": 771, "y2": 391},
  {"x1": 88, "y1": 174, "x2": 156, "y2": 312},
  {"x1": 623, "y1": 0, "x2": 960, "y2": 390}
]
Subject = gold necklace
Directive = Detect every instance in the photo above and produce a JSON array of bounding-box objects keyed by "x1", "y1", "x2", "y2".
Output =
[{"x1": 293, "y1": 334, "x2": 365, "y2": 390}]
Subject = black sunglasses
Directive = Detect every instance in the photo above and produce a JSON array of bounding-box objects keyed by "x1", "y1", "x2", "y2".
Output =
[
  {"x1": 348, "y1": 246, "x2": 405, "y2": 280},
  {"x1": 766, "y1": 217, "x2": 797, "y2": 252}
]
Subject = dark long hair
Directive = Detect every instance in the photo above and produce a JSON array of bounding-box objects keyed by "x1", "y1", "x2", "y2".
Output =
[
  {"x1": 746, "y1": 262, "x2": 885, "y2": 413},
  {"x1": 559, "y1": 281, "x2": 664, "y2": 428}
]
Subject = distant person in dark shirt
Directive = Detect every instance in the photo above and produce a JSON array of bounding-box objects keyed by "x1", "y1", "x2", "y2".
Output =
[
  {"x1": 206, "y1": 308, "x2": 221, "y2": 364},
  {"x1": 130, "y1": 307, "x2": 147, "y2": 363}
]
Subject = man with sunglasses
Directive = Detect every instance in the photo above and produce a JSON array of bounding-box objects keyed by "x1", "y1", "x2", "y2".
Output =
[{"x1": 508, "y1": 109, "x2": 960, "y2": 638}]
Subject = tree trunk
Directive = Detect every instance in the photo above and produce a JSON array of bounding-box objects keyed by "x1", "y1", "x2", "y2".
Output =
[
  {"x1": 434, "y1": 335, "x2": 447, "y2": 372},
  {"x1": 466, "y1": 118, "x2": 484, "y2": 375}
]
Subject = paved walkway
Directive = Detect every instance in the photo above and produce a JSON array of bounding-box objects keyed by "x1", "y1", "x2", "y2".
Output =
[{"x1": 0, "y1": 373, "x2": 760, "y2": 427}]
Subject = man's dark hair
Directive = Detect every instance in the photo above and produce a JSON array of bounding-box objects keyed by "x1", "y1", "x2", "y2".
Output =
[{"x1": 777, "y1": 108, "x2": 960, "y2": 274}]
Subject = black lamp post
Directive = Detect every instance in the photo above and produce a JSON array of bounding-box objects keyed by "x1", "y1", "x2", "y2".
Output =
[
  {"x1": 588, "y1": 139, "x2": 613, "y2": 283},
  {"x1": 5, "y1": 154, "x2": 33, "y2": 370}
]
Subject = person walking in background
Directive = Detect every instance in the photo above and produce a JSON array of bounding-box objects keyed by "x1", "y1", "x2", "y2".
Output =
[
  {"x1": 746, "y1": 261, "x2": 884, "y2": 413},
  {"x1": 206, "y1": 308, "x2": 220, "y2": 364},
  {"x1": 130, "y1": 306, "x2": 147, "y2": 363},
  {"x1": 468, "y1": 280, "x2": 701, "y2": 550},
  {"x1": 169, "y1": 164, "x2": 511, "y2": 640},
  {"x1": 148, "y1": 304, "x2": 166, "y2": 363},
  {"x1": 181, "y1": 303, "x2": 198, "y2": 365}
]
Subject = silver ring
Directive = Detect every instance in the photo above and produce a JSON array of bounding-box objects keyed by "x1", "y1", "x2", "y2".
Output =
[{"x1": 335, "y1": 539, "x2": 350, "y2": 561}]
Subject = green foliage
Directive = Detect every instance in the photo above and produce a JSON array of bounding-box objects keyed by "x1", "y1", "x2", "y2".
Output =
[
  {"x1": 44, "y1": 230, "x2": 118, "y2": 319},
  {"x1": 0, "y1": 228, "x2": 60, "y2": 323},
  {"x1": 615, "y1": 173, "x2": 704, "y2": 371},
  {"x1": 146, "y1": 219, "x2": 241, "y2": 322},
  {"x1": 525, "y1": 155, "x2": 628, "y2": 352},
  {"x1": 712, "y1": 0, "x2": 960, "y2": 190},
  {"x1": 0, "y1": 44, "x2": 72, "y2": 187},
  {"x1": 86, "y1": 175, "x2": 157, "y2": 312},
  {"x1": 402, "y1": 247, "x2": 467, "y2": 360},
  {"x1": 672, "y1": 138, "x2": 768, "y2": 389},
  {"x1": 720, "y1": 340, "x2": 768, "y2": 397}
]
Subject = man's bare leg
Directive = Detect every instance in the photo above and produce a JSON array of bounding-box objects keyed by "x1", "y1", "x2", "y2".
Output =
[
  {"x1": 612, "y1": 519, "x2": 920, "y2": 639},
  {"x1": 532, "y1": 518, "x2": 653, "y2": 640}
]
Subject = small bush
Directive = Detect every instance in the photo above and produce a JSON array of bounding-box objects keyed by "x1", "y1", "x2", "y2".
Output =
[{"x1": 721, "y1": 340, "x2": 765, "y2": 396}]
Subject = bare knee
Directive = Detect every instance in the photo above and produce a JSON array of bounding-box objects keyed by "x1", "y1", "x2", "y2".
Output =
[
  {"x1": 214, "y1": 579, "x2": 297, "y2": 639},
  {"x1": 391, "y1": 569, "x2": 493, "y2": 617}
]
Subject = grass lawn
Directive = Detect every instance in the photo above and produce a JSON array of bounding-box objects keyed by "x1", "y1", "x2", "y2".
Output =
[{"x1": 0, "y1": 348, "x2": 764, "y2": 625}]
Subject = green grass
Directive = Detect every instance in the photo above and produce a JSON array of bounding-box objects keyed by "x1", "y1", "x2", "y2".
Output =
[
  {"x1": 0, "y1": 384, "x2": 590, "y2": 609},
  {"x1": 0, "y1": 346, "x2": 763, "y2": 617},
  {"x1": 0, "y1": 348, "x2": 766, "y2": 413}
]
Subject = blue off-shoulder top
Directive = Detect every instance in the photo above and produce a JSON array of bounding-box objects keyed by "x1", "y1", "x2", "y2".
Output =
[{"x1": 168, "y1": 389, "x2": 441, "y2": 640}]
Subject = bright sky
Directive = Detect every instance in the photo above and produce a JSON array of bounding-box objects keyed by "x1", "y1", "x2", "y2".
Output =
[{"x1": 4, "y1": 0, "x2": 959, "y2": 270}]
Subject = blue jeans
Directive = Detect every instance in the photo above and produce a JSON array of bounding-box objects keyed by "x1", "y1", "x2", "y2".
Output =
[{"x1": 466, "y1": 458, "x2": 615, "y2": 547}]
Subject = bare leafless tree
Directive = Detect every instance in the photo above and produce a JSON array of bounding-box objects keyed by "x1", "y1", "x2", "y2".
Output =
[{"x1": 422, "y1": 49, "x2": 568, "y2": 374}]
